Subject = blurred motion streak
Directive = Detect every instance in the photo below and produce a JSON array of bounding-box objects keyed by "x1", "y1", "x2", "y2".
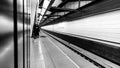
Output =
[{"x1": 0, "y1": 0, "x2": 30, "y2": 68}]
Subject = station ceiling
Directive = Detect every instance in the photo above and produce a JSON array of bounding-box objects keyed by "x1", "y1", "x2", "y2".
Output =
[{"x1": 38, "y1": 0, "x2": 120, "y2": 26}]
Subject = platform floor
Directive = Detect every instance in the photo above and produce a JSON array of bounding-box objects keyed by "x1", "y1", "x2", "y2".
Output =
[{"x1": 30, "y1": 31, "x2": 101, "y2": 68}]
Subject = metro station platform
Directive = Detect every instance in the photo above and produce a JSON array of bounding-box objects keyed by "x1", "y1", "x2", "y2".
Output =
[{"x1": 29, "y1": 31, "x2": 120, "y2": 68}]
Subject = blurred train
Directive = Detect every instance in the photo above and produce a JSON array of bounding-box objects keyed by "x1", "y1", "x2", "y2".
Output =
[
  {"x1": 41, "y1": 9, "x2": 120, "y2": 66},
  {"x1": 42, "y1": 10, "x2": 120, "y2": 45}
]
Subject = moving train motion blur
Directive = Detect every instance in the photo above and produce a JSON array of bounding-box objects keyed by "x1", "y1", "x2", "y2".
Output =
[{"x1": 0, "y1": 0, "x2": 120, "y2": 68}]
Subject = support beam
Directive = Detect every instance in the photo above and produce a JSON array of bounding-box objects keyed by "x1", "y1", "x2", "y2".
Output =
[
  {"x1": 44, "y1": 14, "x2": 61, "y2": 17},
  {"x1": 59, "y1": 0, "x2": 94, "y2": 7},
  {"x1": 49, "y1": 7, "x2": 77, "y2": 12}
]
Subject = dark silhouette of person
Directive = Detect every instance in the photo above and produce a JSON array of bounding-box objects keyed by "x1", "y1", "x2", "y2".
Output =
[{"x1": 32, "y1": 24, "x2": 40, "y2": 39}]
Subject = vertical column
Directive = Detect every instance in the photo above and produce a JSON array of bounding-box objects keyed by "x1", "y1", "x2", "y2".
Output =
[
  {"x1": 23, "y1": 0, "x2": 25, "y2": 68},
  {"x1": 14, "y1": 0, "x2": 18, "y2": 67}
]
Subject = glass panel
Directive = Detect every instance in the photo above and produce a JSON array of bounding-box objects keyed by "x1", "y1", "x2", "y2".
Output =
[{"x1": 0, "y1": 0, "x2": 14, "y2": 68}]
